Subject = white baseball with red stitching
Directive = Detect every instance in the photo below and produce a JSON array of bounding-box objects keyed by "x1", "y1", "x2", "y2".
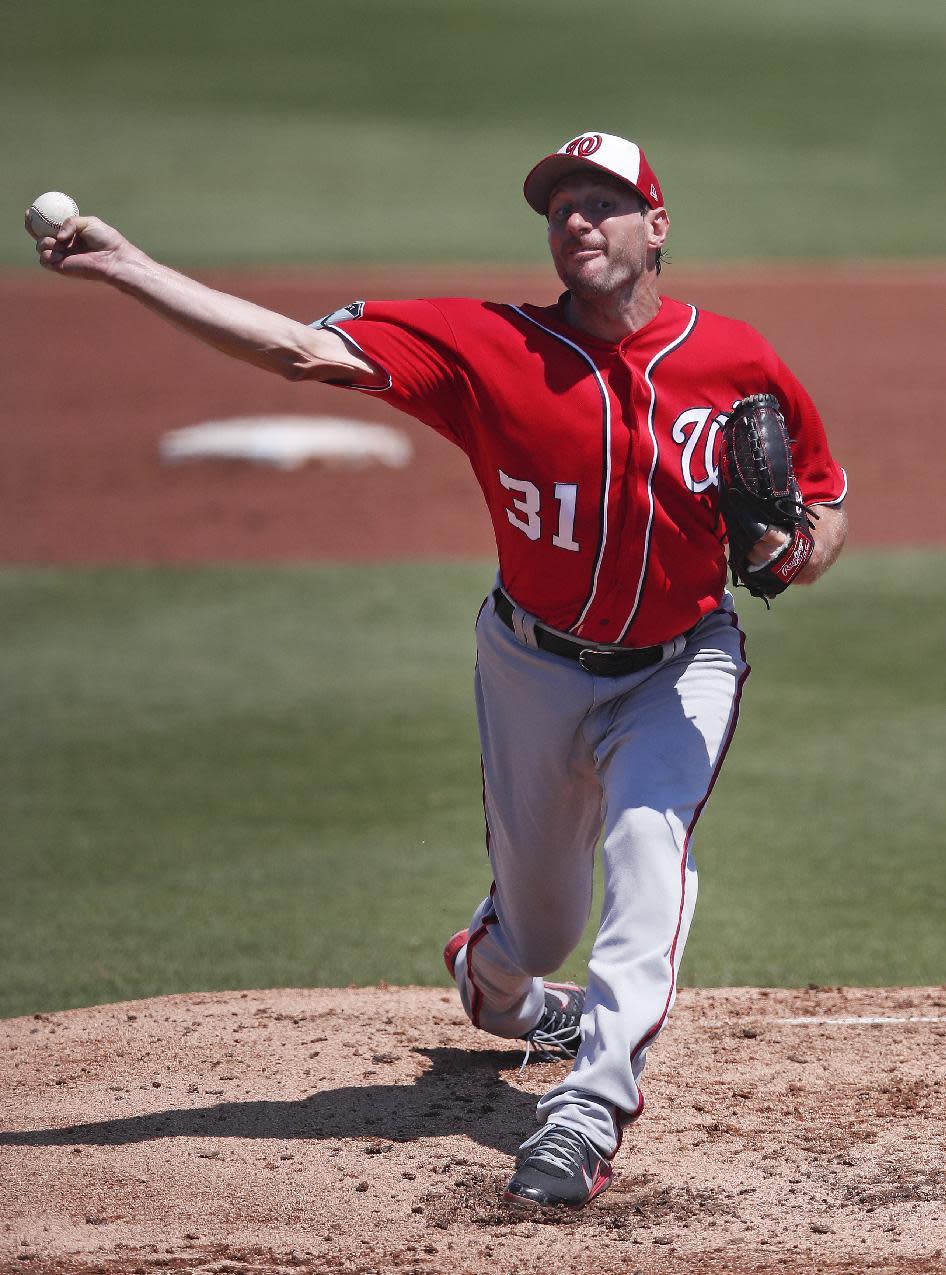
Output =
[{"x1": 27, "y1": 192, "x2": 79, "y2": 241}]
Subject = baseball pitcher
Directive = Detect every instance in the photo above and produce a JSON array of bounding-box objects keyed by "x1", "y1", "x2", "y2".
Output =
[{"x1": 31, "y1": 130, "x2": 847, "y2": 1209}]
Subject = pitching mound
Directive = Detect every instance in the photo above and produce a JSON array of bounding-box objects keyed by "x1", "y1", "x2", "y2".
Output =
[{"x1": 2, "y1": 986, "x2": 944, "y2": 1274}]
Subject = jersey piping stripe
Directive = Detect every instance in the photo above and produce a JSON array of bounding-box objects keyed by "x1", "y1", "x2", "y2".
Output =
[
  {"x1": 817, "y1": 466, "x2": 848, "y2": 506},
  {"x1": 617, "y1": 304, "x2": 699, "y2": 643},
  {"x1": 626, "y1": 611, "x2": 750, "y2": 1097},
  {"x1": 321, "y1": 322, "x2": 394, "y2": 393},
  {"x1": 506, "y1": 305, "x2": 611, "y2": 632}
]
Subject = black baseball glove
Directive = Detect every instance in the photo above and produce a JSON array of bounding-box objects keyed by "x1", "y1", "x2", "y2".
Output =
[{"x1": 717, "y1": 393, "x2": 815, "y2": 601}]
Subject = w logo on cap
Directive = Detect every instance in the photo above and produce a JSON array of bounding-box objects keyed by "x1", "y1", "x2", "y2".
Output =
[
  {"x1": 523, "y1": 131, "x2": 663, "y2": 214},
  {"x1": 564, "y1": 134, "x2": 602, "y2": 158}
]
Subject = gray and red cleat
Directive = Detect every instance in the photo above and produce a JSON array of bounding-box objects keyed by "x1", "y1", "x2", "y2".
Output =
[
  {"x1": 443, "y1": 929, "x2": 585, "y2": 1062},
  {"x1": 443, "y1": 929, "x2": 468, "y2": 978},
  {"x1": 504, "y1": 1124, "x2": 613, "y2": 1209},
  {"x1": 523, "y1": 981, "x2": 584, "y2": 1062}
]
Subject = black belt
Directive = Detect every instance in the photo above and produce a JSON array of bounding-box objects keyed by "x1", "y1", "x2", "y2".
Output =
[{"x1": 492, "y1": 589, "x2": 682, "y2": 677}]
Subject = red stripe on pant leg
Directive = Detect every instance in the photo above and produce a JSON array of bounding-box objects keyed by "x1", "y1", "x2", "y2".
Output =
[
  {"x1": 627, "y1": 615, "x2": 750, "y2": 1090},
  {"x1": 475, "y1": 594, "x2": 491, "y2": 855},
  {"x1": 465, "y1": 890, "x2": 498, "y2": 1030},
  {"x1": 612, "y1": 1092, "x2": 644, "y2": 1156},
  {"x1": 480, "y1": 757, "x2": 491, "y2": 853}
]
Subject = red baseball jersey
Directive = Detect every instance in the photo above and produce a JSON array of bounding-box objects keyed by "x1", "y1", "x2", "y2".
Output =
[{"x1": 316, "y1": 296, "x2": 847, "y2": 647}]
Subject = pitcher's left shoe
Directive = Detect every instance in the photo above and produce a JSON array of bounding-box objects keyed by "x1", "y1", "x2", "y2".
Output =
[{"x1": 504, "y1": 1124, "x2": 613, "y2": 1209}]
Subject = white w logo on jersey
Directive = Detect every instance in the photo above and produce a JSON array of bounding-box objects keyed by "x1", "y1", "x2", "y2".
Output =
[{"x1": 671, "y1": 407, "x2": 725, "y2": 494}]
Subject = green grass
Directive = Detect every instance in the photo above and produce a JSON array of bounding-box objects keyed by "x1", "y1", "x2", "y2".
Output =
[
  {"x1": 2, "y1": 0, "x2": 945, "y2": 266},
  {"x1": 690, "y1": 554, "x2": 946, "y2": 989},
  {"x1": 1, "y1": 553, "x2": 943, "y2": 1018}
]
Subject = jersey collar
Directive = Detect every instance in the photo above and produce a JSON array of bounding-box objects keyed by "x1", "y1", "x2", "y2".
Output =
[{"x1": 547, "y1": 291, "x2": 673, "y2": 351}]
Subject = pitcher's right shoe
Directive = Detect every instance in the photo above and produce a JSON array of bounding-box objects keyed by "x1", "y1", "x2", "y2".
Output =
[
  {"x1": 443, "y1": 929, "x2": 585, "y2": 1062},
  {"x1": 522, "y1": 981, "x2": 584, "y2": 1062},
  {"x1": 443, "y1": 929, "x2": 468, "y2": 978}
]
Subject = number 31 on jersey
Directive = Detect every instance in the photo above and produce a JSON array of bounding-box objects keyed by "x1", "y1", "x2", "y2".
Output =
[
  {"x1": 498, "y1": 408, "x2": 723, "y2": 554},
  {"x1": 499, "y1": 470, "x2": 580, "y2": 552}
]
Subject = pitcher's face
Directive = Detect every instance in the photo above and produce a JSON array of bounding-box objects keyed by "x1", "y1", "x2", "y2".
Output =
[{"x1": 546, "y1": 174, "x2": 653, "y2": 299}]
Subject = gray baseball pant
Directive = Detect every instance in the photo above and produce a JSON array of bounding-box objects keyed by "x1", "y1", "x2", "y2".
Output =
[{"x1": 450, "y1": 591, "x2": 749, "y2": 1159}]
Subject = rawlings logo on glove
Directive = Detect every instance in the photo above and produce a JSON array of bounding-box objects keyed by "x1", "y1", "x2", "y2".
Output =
[{"x1": 717, "y1": 393, "x2": 814, "y2": 602}]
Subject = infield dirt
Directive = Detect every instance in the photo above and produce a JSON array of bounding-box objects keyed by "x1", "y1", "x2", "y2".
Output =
[{"x1": 2, "y1": 986, "x2": 944, "y2": 1275}]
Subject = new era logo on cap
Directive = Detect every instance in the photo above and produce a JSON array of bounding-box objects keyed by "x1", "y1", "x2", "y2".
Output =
[{"x1": 523, "y1": 131, "x2": 664, "y2": 214}]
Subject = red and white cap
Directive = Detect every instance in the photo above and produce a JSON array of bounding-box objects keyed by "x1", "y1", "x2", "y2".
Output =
[{"x1": 523, "y1": 131, "x2": 664, "y2": 214}]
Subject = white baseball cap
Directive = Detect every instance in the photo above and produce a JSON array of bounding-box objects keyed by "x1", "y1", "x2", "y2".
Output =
[{"x1": 523, "y1": 131, "x2": 664, "y2": 214}]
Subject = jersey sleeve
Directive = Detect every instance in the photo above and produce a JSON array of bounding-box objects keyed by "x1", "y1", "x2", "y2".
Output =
[
  {"x1": 311, "y1": 299, "x2": 470, "y2": 448},
  {"x1": 757, "y1": 340, "x2": 848, "y2": 507}
]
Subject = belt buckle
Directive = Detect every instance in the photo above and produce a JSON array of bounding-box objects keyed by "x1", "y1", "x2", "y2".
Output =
[{"x1": 578, "y1": 647, "x2": 628, "y2": 676}]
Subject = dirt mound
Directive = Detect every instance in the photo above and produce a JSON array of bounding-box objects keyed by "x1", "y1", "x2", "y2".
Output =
[{"x1": 2, "y1": 985, "x2": 944, "y2": 1273}]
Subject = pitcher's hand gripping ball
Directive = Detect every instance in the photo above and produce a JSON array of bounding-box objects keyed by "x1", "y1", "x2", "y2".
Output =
[
  {"x1": 717, "y1": 393, "x2": 814, "y2": 600},
  {"x1": 26, "y1": 192, "x2": 79, "y2": 240}
]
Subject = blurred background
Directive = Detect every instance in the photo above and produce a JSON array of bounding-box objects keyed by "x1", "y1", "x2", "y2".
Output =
[
  {"x1": 2, "y1": 0, "x2": 944, "y2": 1017},
  {"x1": 2, "y1": 0, "x2": 944, "y2": 266}
]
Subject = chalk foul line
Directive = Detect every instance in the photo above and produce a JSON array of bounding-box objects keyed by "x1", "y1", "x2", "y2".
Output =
[{"x1": 701, "y1": 1015, "x2": 945, "y2": 1026}]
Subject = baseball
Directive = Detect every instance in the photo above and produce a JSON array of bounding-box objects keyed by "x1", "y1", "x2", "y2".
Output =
[{"x1": 27, "y1": 191, "x2": 80, "y2": 240}]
